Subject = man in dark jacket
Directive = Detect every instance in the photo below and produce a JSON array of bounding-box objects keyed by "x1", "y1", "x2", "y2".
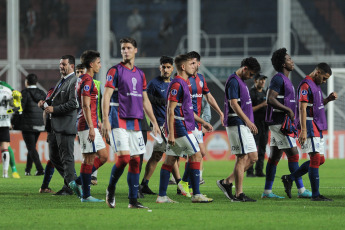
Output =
[{"x1": 21, "y1": 73, "x2": 46, "y2": 176}]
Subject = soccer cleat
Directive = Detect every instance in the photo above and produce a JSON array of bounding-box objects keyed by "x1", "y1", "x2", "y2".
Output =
[
  {"x1": 12, "y1": 172, "x2": 20, "y2": 179},
  {"x1": 261, "y1": 192, "x2": 285, "y2": 199},
  {"x1": 53, "y1": 188, "x2": 73, "y2": 196},
  {"x1": 216, "y1": 179, "x2": 236, "y2": 201},
  {"x1": 311, "y1": 195, "x2": 333, "y2": 201},
  {"x1": 189, "y1": 188, "x2": 193, "y2": 195},
  {"x1": 39, "y1": 187, "x2": 55, "y2": 194},
  {"x1": 91, "y1": 176, "x2": 98, "y2": 185},
  {"x1": 177, "y1": 187, "x2": 181, "y2": 195},
  {"x1": 177, "y1": 181, "x2": 191, "y2": 198},
  {"x1": 156, "y1": 196, "x2": 178, "y2": 203},
  {"x1": 140, "y1": 184, "x2": 157, "y2": 195},
  {"x1": 106, "y1": 188, "x2": 116, "y2": 208},
  {"x1": 191, "y1": 194, "x2": 213, "y2": 203},
  {"x1": 297, "y1": 189, "x2": 312, "y2": 198},
  {"x1": 69, "y1": 180, "x2": 83, "y2": 199},
  {"x1": 25, "y1": 172, "x2": 31, "y2": 176},
  {"x1": 255, "y1": 172, "x2": 266, "y2": 177},
  {"x1": 81, "y1": 196, "x2": 105, "y2": 202},
  {"x1": 199, "y1": 179, "x2": 205, "y2": 185},
  {"x1": 35, "y1": 171, "x2": 45, "y2": 176},
  {"x1": 246, "y1": 173, "x2": 256, "y2": 177},
  {"x1": 128, "y1": 202, "x2": 148, "y2": 209},
  {"x1": 168, "y1": 177, "x2": 177, "y2": 185},
  {"x1": 281, "y1": 175, "x2": 293, "y2": 198},
  {"x1": 236, "y1": 193, "x2": 256, "y2": 202}
]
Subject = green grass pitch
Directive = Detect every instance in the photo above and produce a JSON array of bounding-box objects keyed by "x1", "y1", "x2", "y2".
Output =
[{"x1": 1, "y1": 159, "x2": 345, "y2": 229}]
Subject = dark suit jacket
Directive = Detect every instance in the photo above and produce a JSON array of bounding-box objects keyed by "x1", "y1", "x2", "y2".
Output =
[{"x1": 50, "y1": 73, "x2": 78, "y2": 134}]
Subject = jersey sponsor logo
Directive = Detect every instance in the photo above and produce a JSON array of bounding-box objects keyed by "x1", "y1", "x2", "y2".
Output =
[
  {"x1": 199, "y1": 81, "x2": 203, "y2": 88},
  {"x1": 84, "y1": 85, "x2": 90, "y2": 91},
  {"x1": 191, "y1": 93, "x2": 202, "y2": 98},
  {"x1": 301, "y1": 89, "x2": 308, "y2": 96},
  {"x1": 107, "y1": 75, "x2": 112, "y2": 81},
  {"x1": 171, "y1": 89, "x2": 177, "y2": 96}
]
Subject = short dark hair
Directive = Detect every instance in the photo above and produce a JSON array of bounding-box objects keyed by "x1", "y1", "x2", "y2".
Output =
[
  {"x1": 26, "y1": 73, "x2": 38, "y2": 85},
  {"x1": 174, "y1": 54, "x2": 190, "y2": 72},
  {"x1": 316, "y1": 62, "x2": 332, "y2": 75},
  {"x1": 271, "y1": 48, "x2": 287, "y2": 72},
  {"x1": 240, "y1": 57, "x2": 261, "y2": 73},
  {"x1": 160, "y1": 56, "x2": 173, "y2": 65},
  {"x1": 187, "y1": 51, "x2": 201, "y2": 61},
  {"x1": 61, "y1": 55, "x2": 75, "y2": 66},
  {"x1": 76, "y1": 64, "x2": 86, "y2": 70},
  {"x1": 80, "y1": 50, "x2": 100, "y2": 69},
  {"x1": 120, "y1": 37, "x2": 137, "y2": 48}
]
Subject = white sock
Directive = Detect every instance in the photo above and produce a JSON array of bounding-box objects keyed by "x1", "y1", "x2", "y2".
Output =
[
  {"x1": 91, "y1": 169, "x2": 98, "y2": 178},
  {"x1": 200, "y1": 170, "x2": 203, "y2": 180},
  {"x1": 298, "y1": 187, "x2": 306, "y2": 194},
  {"x1": 2, "y1": 151, "x2": 9, "y2": 173},
  {"x1": 264, "y1": 189, "x2": 272, "y2": 195}
]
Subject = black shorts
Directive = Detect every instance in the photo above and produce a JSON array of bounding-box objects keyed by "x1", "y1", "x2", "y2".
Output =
[{"x1": 0, "y1": 127, "x2": 10, "y2": 142}]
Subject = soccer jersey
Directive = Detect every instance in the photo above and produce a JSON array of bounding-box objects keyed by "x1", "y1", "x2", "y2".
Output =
[
  {"x1": 266, "y1": 73, "x2": 296, "y2": 125},
  {"x1": 188, "y1": 73, "x2": 210, "y2": 130},
  {"x1": 167, "y1": 76, "x2": 195, "y2": 138},
  {"x1": 224, "y1": 76, "x2": 245, "y2": 126},
  {"x1": 105, "y1": 62, "x2": 147, "y2": 131},
  {"x1": 76, "y1": 74, "x2": 99, "y2": 131},
  {"x1": 147, "y1": 76, "x2": 170, "y2": 126},
  {"x1": 0, "y1": 81, "x2": 14, "y2": 127},
  {"x1": 297, "y1": 76, "x2": 322, "y2": 137}
]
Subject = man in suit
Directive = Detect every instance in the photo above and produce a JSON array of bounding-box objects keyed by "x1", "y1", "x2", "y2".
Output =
[{"x1": 38, "y1": 55, "x2": 79, "y2": 196}]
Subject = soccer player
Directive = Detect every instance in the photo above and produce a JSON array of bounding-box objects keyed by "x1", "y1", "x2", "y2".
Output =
[
  {"x1": 178, "y1": 51, "x2": 223, "y2": 195},
  {"x1": 0, "y1": 82, "x2": 21, "y2": 178},
  {"x1": 156, "y1": 54, "x2": 213, "y2": 203},
  {"x1": 77, "y1": 63, "x2": 100, "y2": 186},
  {"x1": 73, "y1": 50, "x2": 108, "y2": 202},
  {"x1": 281, "y1": 63, "x2": 337, "y2": 201},
  {"x1": 216, "y1": 57, "x2": 260, "y2": 202},
  {"x1": 262, "y1": 48, "x2": 311, "y2": 199},
  {"x1": 102, "y1": 37, "x2": 160, "y2": 209},
  {"x1": 139, "y1": 56, "x2": 183, "y2": 195}
]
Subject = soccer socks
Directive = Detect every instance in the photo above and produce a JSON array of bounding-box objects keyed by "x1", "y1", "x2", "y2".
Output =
[
  {"x1": 141, "y1": 178, "x2": 149, "y2": 186},
  {"x1": 288, "y1": 155, "x2": 304, "y2": 189},
  {"x1": 189, "y1": 162, "x2": 201, "y2": 195},
  {"x1": 80, "y1": 163, "x2": 93, "y2": 199},
  {"x1": 309, "y1": 154, "x2": 321, "y2": 198},
  {"x1": 290, "y1": 160, "x2": 309, "y2": 180},
  {"x1": 159, "y1": 164, "x2": 172, "y2": 196},
  {"x1": 127, "y1": 157, "x2": 140, "y2": 200},
  {"x1": 108, "y1": 155, "x2": 130, "y2": 191},
  {"x1": 264, "y1": 158, "x2": 279, "y2": 193},
  {"x1": 182, "y1": 161, "x2": 191, "y2": 182},
  {"x1": 92, "y1": 157, "x2": 103, "y2": 173},
  {"x1": 41, "y1": 160, "x2": 55, "y2": 189},
  {"x1": 2, "y1": 149, "x2": 9, "y2": 177},
  {"x1": 8, "y1": 146, "x2": 18, "y2": 173}
]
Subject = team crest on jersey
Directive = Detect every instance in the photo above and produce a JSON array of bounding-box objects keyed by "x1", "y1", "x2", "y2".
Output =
[
  {"x1": 84, "y1": 85, "x2": 90, "y2": 91},
  {"x1": 301, "y1": 90, "x2": 308, "y2": 96},
  {"x1": 199, "y1": 81, "x2": 203, "y2": 88},
  {"x1": 107, "y1": 75, "x2": 112, "y2": 81},
  {"x1": 171, "y1": 89, "x2": 177, "y2": 96}
]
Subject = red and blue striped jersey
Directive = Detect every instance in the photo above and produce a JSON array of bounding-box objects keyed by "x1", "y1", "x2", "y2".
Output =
[
  {"x1": 298, "y1": 76, "x2": 322, "y2": 137},
  {"x1": 168, "y1": 76, "x2": 192, "y2": 138},
  {"x1": 105, "y1": 62, "x2": 147, "y2": 131},
  {"x1": 76, "y1": 74, "x2": 99, "y2": 131},
  {"x1": 188, "y1": 73, "x2": 210, "y2": 130}
]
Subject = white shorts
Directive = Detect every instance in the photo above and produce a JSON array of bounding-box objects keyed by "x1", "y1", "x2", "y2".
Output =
[
  {"x1": 166, "y1": 133, "x2": 200, "y2": 157},
  {"x1": 108, "y1": 128, "x2": 146, "y2": 156},
  {"x1": 269, "y1": 125, "x2": 297, "y2": 149},
  {"x1": 78, "y1": 129, "x2": 106, "y2": 154},
  {"x1": 192, "y1": 128, "x2": 204, "y2": 144},
  {"x1": 301, "y1": 137, "x2": 325, "y2": 155},
  {"x1": 226, "y1": 125, "x2": 257, "y2": 155}
]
